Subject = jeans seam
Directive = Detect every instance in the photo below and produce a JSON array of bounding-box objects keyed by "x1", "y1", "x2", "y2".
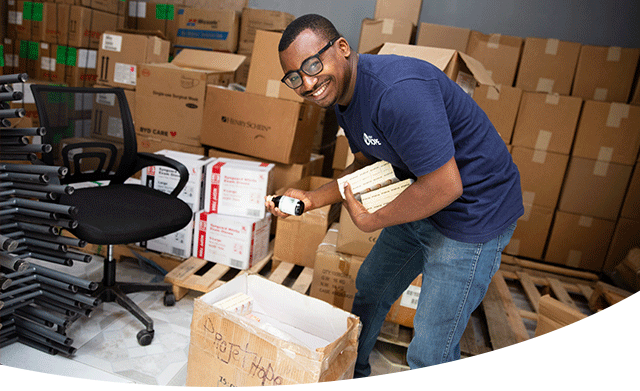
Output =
[{"x1": 441, "y1": 242, "x2": 483, "y2": 362}]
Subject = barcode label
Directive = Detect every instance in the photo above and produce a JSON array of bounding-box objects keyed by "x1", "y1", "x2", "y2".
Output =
[
  {"x1": 230, "y1": 259, "x2": 244, "y2": 269},
  {"x1": 400, "y1": 285, "x2": 421, "y2": 310},
  {"x1": 172, "y1": 247, "x2": 185, "y2": 257}
]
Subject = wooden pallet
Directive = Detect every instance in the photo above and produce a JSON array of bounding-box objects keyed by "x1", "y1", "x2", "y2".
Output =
[{"x1": 164, "y1": 241, "x2": 315, "y2": 300}]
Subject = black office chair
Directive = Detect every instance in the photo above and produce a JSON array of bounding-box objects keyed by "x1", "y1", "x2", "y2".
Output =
[{"x1": 30, "y1": 84, "x2": 193, "y2": 346}]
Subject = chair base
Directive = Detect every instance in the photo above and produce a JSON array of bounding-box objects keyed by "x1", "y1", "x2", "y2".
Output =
[{"x1": 91, "y1": 245, "x2": 175, "y2": 346}]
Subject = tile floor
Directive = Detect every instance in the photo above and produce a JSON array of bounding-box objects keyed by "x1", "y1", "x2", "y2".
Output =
[{"x1": 0, "y1": 255, "x2": 400, "y2": 386}]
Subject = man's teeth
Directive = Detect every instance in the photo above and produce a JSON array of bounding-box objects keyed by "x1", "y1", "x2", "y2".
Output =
[{"x1": 313, "y1": 83, "x2": 327, "y2": 97}]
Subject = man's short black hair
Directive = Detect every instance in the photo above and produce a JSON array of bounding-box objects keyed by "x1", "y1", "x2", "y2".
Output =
[{"x1": 278, "y1": 14, "x2": 341, "y2": 52}]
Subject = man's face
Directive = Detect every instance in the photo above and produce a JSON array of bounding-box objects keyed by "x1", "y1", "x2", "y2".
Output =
[{"x1": 279, "y1": 29, "x2": 349, "y2": 108}]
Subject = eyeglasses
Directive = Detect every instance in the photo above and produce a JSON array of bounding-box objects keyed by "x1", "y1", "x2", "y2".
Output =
[{"x1": 281, "y1": 38, "x2": 339, "y2": 89}]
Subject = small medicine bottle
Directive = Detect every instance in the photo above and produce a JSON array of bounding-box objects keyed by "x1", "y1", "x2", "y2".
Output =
[{"x1": 270, "y1": 195, "x2": 305, "y2": 216}]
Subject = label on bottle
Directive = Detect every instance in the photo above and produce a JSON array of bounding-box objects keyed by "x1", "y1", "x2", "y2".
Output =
[{"x1": 277, "y1": 196, "x2": 302, "y2": 216}]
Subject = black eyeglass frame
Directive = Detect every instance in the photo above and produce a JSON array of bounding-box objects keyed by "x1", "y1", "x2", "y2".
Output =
[{"x1": 281, "y1": 37, "x2": 340, "y2": 89}]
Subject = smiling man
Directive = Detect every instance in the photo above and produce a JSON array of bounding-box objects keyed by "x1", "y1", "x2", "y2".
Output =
[{"x1": 266, "y1": 14, "x2": 524, "y2": 377}]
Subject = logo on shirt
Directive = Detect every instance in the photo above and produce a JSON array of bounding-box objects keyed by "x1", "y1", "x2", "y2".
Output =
[{"x1": 363, "y1": 133, "x2": 381, "y2": 146}]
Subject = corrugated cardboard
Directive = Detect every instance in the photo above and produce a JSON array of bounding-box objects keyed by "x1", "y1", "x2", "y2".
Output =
[
  {"x1": 126, "y1": 1, "x2": 181, "y2": 43},
  {"x1": 137, "y1": 135, "x2": 206, "y2": 156},
  {"x1": 336, "y1": 205, "x2": 381, "y2": 257},
  {"x1": 175, "y1": 7, "x2": 239, "y2": 52},
  {"x1": 378, "y1": 43, "x2": 495, "y2": 96},
  {"x1": 374, "y1": 0, "x2": 422, "y2": 26},
  {"x1": 604, "y1": 218, "x2": 640, "y2": 272},
  {"x1": 515, "y1": 37, "x2": 581, "y2": 95},
  {"x1": 311, "y1": 223, "x2": 365, "y2": 311},
  {"x1": 42, "y1": 3, "x2": 70, "y2": 45},
  {"x1": 571, "y1": 45, "x2": 640, "y2": 103},
  {"x1": 544, "y1": 210, "x2": 616, "y2": 272},
  {"x1": 511, "y1": 92, "x2": 582, "y2": 155},
  {"x1": 385, "y1": 274, "x2": 422, "y2": 327},
  {"x1": 187, "y1": 272, "x2": 360, "y2": 386},
  {"x1": 135, "y1": 50, "x2": 245, "y2": 146},
  {"x1": 183, "y1": 0, "x2": 246, "y2": 12},
  {"x1": 193, "y1": 212, "x2": 271, "y2": 270},
  {"x1": 558, "y1": 156, "x2": 633, "y2": 221},
  {"x1": 620, "y1": 165, "x2": 640, "y2": 221},
  {"x1": 273, "y1": 176, "x2": 341, "y2": 269},
  {"x1": 97, "y1": 31, "x2": 170, "y2": 89},
  {"x1": 66, "y1": 5, "x2": 125, "y2": 49},
  {"x1": 357, "y1": 18, "x2": 416, "y2": 55},
  {"x1": 332, "y1": 132, "x2": 354, "y2": 172},
  {"x1": 238, "y1": 7, "x2": 294, "y2": 53},
  {"x1": 56, "y1": 0, "x2": 127, "y2": 16},
  {"x1": 511, "y1": 145, "x2": 569, "y2": 210},
  {"x1": 416, "y1": 22, "x2": 471, "y2": 53},
  {"x1": 534, "y1": 295, "x2": 587, "y2": 337},
  {"x1": 465, "y1": 31, "x2": 523, "y2": 87},
  {"x1": 503, "y1": 203, "x2": 554, "y2": 260},
  {"x1": 473, "y1": 84, "x2": 522, "y2": 144},
  {"x1": 200, "y1": 87, "x2": 322, "y2": 164},
  {"x1": 245, "y1": 30, "x2": 302, "y2": 103},
  {"x1": 572, "y1": 101, "x2": 640, "y2": 166}
]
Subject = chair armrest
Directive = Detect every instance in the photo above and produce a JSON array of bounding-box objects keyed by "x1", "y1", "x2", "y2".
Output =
[{"x1": 134, "y1": 152, "x2": 189, "y2": 197}]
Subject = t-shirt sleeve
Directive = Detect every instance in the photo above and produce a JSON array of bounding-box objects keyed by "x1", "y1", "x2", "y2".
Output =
[{"x1": 375, "y1": 78, "x2": 455, "y2": 177}]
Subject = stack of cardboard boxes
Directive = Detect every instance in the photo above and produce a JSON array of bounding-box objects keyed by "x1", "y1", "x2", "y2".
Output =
[{"x1": 357, "y1": 0, "x2": 422, "y2": 54}]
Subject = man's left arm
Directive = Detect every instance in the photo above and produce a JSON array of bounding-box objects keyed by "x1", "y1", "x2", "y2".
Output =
[{"x1": 342, "y1": 155, "x2": 462, "y2": 233}]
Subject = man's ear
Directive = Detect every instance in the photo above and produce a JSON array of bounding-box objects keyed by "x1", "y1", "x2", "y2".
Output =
[{"x1": 337, "y1": 37, "x2": 352, "y2": 58}]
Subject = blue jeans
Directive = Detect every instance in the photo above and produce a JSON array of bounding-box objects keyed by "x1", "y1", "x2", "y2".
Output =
[{"x1": 351, "y1": 219, "x2": 516, "y2": 377}]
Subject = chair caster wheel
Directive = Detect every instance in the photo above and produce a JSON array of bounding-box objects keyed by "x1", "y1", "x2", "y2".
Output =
[
  {"x1": 137, "y1": 329, "x2": 154, "y2": 346},
  {"x1": 164, "y1": 292, "x2": 176, "y2": 307}
]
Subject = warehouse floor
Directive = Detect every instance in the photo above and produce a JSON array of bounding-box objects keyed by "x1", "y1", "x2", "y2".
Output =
[{"x1": 0, "y1": 257, "x2": 401, "y2": 385}]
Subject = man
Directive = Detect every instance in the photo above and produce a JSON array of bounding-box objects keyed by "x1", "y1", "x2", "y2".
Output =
[{"x1": 266, "y1": 14, "x2": 523, "y2": 377}]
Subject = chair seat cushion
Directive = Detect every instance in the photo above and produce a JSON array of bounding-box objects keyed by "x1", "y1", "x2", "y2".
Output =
[{"x1": 59, "y1": 184, "x2": 193, "y2": 245}]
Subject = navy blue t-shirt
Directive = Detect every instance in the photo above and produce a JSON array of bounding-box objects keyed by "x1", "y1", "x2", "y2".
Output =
[{"x1": 335, "y1": 53, "x2": 523, "y2": 243}]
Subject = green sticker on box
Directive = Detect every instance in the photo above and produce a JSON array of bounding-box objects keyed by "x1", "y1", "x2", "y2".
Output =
[
  {"x1": 32, "y1": 2, "x2": 43, "y2": 21},
  {"x1": 23, "y1": 2, "x2": 33, "y2": 20},
  {"x1": 56, "y1": 46, "x2": 77, "y2": 66},
  {"x1": 19, "y1": 40, "x2": 39, "y2": 60},
  {"x1": 0, "y1": 46, "x2": 4, "y2": 67},
  {"x1": 156, "y1": 4, "x2": 175, "y2": 20}
]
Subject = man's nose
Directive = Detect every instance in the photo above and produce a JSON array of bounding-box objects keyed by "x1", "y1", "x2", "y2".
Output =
[{"x1": 300, "y1": 73, "x2": 319, "y2": 92}]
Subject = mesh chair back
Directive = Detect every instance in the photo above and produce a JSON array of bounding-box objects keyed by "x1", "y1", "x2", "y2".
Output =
[{"x1": 30, "y1": 85, "x2": 137, "y2": 184}]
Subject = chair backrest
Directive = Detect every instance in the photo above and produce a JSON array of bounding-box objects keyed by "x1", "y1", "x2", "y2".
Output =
[{"x1": 30, "y1": 85, "x2": 138, "y2": 185}]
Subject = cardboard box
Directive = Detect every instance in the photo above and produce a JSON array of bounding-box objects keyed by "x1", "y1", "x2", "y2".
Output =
[
  {"x1": 66, "y1": 6, "x2": 125, "y2": 49},
  {"x1": 620, "y1": 165, "x2": 640, "y2": 221},
  {"x1": 203, "y1": 157, "x2": 275, "y2": 219},
  {"x1": 135, "y1": 50, "x2": 246, "y2": 146},
  {"x1": 558, "y1": 156, "x2": 633, "y2": 221},
  {"x1": 41, "y1": 3, "x2": 70, "y2": 45},
  {"x1": 572, "y1": 101, "x2": 640, "y2": 166},
  {"x1": 97, "y1": 31, "x2": 170, "y2": 89},
  {"x1": 515, "y1": 37, "x2": 581, "y2": 95},
  {"x1": 511, "y1": 92, "x2": 582, "y2": 155},
  {"x1": 126, "y1": 1, "x2": 181, "y2": 43},
  {"x1": 200, "y1": 87, "x2": 322, "y2": 164},
  {"x1": 311, "y1": 223, "x2": 365, "y2": 311},
  {"x1": 336, "y1": 205, "x2": 382, "y2": 257},
  {"x1": 183, "y1": 0, "x2": 247, "y2": 12},
  {"x1": 544, "y1": 210, "x2": 616, "y2": 271},
  {"x1": 374, "y1": 0, "x2": 422, "y2": 26},
  {"x1": 137, "y1": 135, "x2": 206, "y2": 156},
  {"x1": 187, "y1": 272, "x2": 360, "y2": 386},
  {"x1": 511, "y1": 145, "x2": 569, "y2": 210},
  {"x1": 473, "y1": 84, "x2": 522, "y2": 144},
  {"x1": 273, "y1": 176, "x2": 341, "y2": 269},
  {"x1": 11, "y1": 1, "x2": 33, "y2": 41},
  {"x1": 415, "y1": 22, "x2": 470, "y2": 53},
  {"x1": 238, "y1": 7, "x2": 294, "y2": 53},
  {"x1": 357, "y1": 18, "x2": 416, "y2": 54},
  {"x1": 378, "y1": 43, "x2": 495, "y2": 96},
  {"x1": 193, "y1": 212, "x2": 271, "y2": 270},
  {"x1": 56, "y1": 44, "x2": 99, "y2": 87},
  {"x1": 208, "y1": 148, "x2": 324, "y2": 206},
  {"x1": 534, "y1": 294, "x2": 587, "y2": 337},
  {"x1": 503, "y1": 203, "x2": 554, "y2": 260},
  {"x1": 604, "y1": 218, "x2": 640, "y2": 272},
  {"x1": 572, "y1": 45, "x2": 640, "y2": 103},
  {"x1": 385, "y1": 274, "x2": 422, "y2": 327},
  {"x1": 56, "y1": 0, "x2": 126, "y2": 16},
  {"x1": 332, "y1": 131, "x2": 354, "y2": 172},
  {"x1": 245, "y1": 30, "x2": 302, "y2": 103},
  {"x1": 175, "y1": 8, "x2": 239, "y2": 53},
  {"x1": 465, "y1": 31, "x2": 524, "y2": 87},
  {"x1": 140, "y1": 150, "x2": 215, "y2": 258}
]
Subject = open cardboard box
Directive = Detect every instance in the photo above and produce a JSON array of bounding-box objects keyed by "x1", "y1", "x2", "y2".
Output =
[{"x1": 187, "y1": 272, "x2": 361, "y2": 386}]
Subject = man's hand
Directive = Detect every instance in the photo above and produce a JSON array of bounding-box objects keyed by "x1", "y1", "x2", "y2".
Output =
[
  {"x1": 342, "y1": 182, "x2": 378, "y2": 232},
  {"x1": 265, "y1": 188, "x2": 311, "y2": 219}
]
